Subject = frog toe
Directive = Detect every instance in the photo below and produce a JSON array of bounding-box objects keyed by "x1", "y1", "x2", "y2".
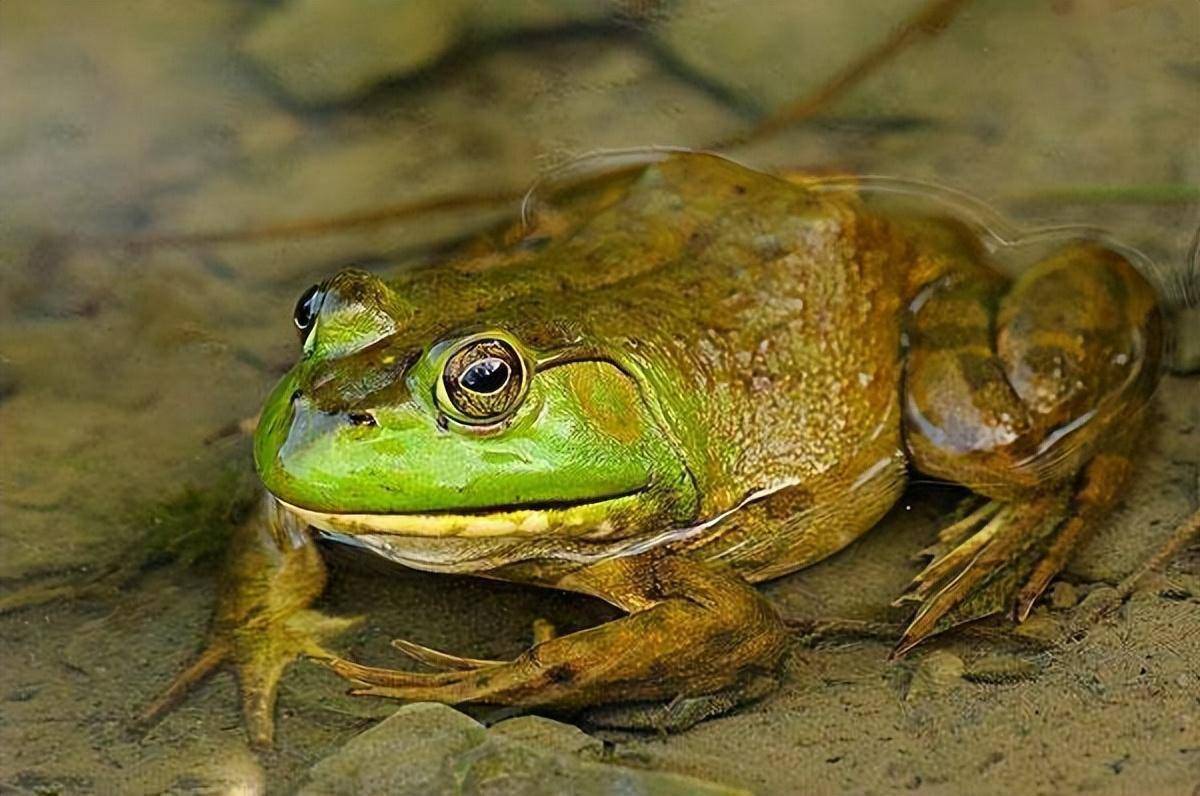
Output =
[
  {"x1": 893, "y1": 491, "x2": 1072, "y2": 657},
  {"x1": 138, "y1": 608, "x2": 358, "y2": 748},
  {"x1": 288, "y1": 610, "x2": 365, "y2": 659},
  {"x1": 324, "y1": 654, "x2": 469, "y2": 688},
  {"x1": 234, "y1": 648, "x2": 290, "y2": 749},
  {"x1": 385, "y1": 617, "x2": 555, "y2": 671},
  {"x1": 390, "y1": 638, "x2": 506, "y2": 671},
  {"x1": 232, "y1": 609, "x2": 363, "y2": 748},
  {"x1": 325, "y1": 655, "x2": 490, "y2": 704},
  {"x1": 582, "y1": 672, "x2": 780, "y2": 732}
]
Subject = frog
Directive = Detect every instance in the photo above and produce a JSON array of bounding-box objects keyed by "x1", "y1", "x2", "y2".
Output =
[{"x1": 142, "y1": 150, "x2": 1164, "y2": 747}]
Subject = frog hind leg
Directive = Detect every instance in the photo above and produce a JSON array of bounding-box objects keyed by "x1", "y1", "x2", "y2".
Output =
[
  {"x1": 138, "y1": 496, "x2": 359, "y2": 748},
  {"x1": 323, "y1": 551, "x2": 789, "y2": 728},
  {"x1": 896, "y1": 241, "x2": 1162, "y2": 654}
]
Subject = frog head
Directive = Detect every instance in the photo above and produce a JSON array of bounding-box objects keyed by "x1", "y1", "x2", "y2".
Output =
[{"x1": 253, "y1": 268, "x2": 698, "y2": 542}]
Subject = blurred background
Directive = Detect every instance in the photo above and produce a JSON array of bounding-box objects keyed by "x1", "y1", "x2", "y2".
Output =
[{"x1": 1, "y1": 1, "x2": 1197, "y2": 793}]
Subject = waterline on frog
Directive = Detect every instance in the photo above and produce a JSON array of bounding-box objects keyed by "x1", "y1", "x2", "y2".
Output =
[{"x1": 276, "y1": 480, "x2": 802, "y2": 575}]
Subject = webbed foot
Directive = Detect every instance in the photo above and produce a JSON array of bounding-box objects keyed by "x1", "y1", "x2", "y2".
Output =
[
  {"x1": 892, "y1": 451, "x2": 1134, "y2": 656},
  {"x1": 138, "y1": 497, "x2": 356, "y2": 748},
  {"x1": 139, "y1": 608, "x2": 358, "y2": 747}
]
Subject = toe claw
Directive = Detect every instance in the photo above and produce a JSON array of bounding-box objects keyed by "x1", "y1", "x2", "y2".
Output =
[
  {"x1": 324, "y1": 655, "x2": 429, "y2": 687},
  {"x1": 390, "y1": 638, "x2": 504, "y2": 671}
]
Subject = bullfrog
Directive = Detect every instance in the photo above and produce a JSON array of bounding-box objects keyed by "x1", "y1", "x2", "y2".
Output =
[{"x1": 144, "y1": 150, "x2": 1164, "y2": 747}]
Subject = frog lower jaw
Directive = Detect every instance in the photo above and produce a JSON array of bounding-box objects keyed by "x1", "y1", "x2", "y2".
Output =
[{"x1": 273, "y1": 490, "x2": 647, "y2": 540}]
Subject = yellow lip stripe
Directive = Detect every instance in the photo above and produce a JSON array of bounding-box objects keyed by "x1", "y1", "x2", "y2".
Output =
[{"x1": 275, "y1": 493, "x2": 638, "y2": 539}]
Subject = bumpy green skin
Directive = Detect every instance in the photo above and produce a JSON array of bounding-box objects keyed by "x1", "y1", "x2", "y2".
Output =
[{"x1": 152, "y1": 152, "x2": 1164, "y2": 745}]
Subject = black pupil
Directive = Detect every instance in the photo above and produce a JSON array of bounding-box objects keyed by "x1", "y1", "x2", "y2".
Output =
[
  {"x1": 461, "y1": 357, "x2": 510, "y2": 394},
  {"x1": 293, "y1": 284, "x2": 323, "y2": 338}
]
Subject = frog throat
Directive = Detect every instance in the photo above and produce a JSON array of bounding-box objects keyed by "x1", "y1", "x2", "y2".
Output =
[{"x1": 275, "y1": 478, "x2": 800, "y2": 567}]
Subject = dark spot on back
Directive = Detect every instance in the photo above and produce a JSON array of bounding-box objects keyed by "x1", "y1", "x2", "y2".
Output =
[
  {"x1": 709, "y1": 629, "x2": 741, "y2": 651},
  {"x1": 914, "y1": 322, "x2": 989, "y2": 350},
  {"x1": 761, "y1": 486, "x2": 812, "y2": 521},
  {"x1": 955, "y1": 352, "x2": 1001, "y2": 391},
  {"x1": 516, "y1": 235, "x2": 552, "y2": 252},
  {"x1": 545, "y1": 663, "x2": 575, "y2": 684}
]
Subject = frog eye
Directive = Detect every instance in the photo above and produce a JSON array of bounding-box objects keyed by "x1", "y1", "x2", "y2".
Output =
[
  {"x1": 437, "y1": 336, "x2": 528, "y2": 424},
  {"x1": 293, "y1": 284, "x2": 325, "y2": 344}
]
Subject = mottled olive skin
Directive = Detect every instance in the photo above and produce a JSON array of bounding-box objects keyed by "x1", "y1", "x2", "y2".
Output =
[
  {"x1": 152, "y1": 152, "x2": 1163, "y2": 746},
  {"x1": 257, "y1": 155, "x2": 915, "y2": 579}
]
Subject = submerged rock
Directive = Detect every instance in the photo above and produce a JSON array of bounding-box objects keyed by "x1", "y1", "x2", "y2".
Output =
[
  {"x1": 300, "y1": 703, "x2": 746, "y2": 795},
  {"x1": 1048, "y1": 581, "x2": 1080, "y2": 610},
  {"x1": 488, "y1": 714, "x2": 605, "y2": 756},
  {"x1": 964, "y1": 654, "x2": 1041, "y2": 684},
  {"x1": 242, "y1": 0, "x2": 620, "y2": 105},
  {"x1": 904, "y1": 650, "x2": 965, "y2": 701}
]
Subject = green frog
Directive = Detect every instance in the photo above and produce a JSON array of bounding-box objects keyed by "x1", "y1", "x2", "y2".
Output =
[{"x1": 144, "y1": 151, "x2": 1164, "y2": 747}]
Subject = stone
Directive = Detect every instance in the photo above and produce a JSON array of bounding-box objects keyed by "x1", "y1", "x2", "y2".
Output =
[
  {"x1": 242, "y1": 0, "x2": 618, "y2": 105},
  {"x1": 904, "y1": 650, "x2": 965, "y2": 701},
  {"x1": 301, "y1": 703, "x2": 489, "y2": 795},
  {"x1": 1011, "y1": 613, "x2": 1062, "y2": 645},
  {"x1": 488, "y1": 714, "x2": 604, "y2": 756},
  {"x1": 242, "y1": 0, "x2": 464, "y2": 105},
  {"x1": 964, "y1": 654, "x2": 1041, "y2": 684},
  {"x1": 300, "y1": 703, "x2": 746, "y2": 795},
  {"x1": 1049, "y1": 581, "x2": 1080, "y2": 610},
  {"x1": 1075, "y1": 585, "x2": 1120, "y2": 621}
]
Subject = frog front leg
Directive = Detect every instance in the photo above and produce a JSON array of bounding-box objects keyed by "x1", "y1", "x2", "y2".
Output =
[
  {"x1": 140, "y1": 495, "x2": 359, "y2": 747},
  {"x1": 897, "y1": 241, "x2": 1163, "y2": 653},
  {"x1": 323, "y1": 551, "x2": 790, "y2": 727}
]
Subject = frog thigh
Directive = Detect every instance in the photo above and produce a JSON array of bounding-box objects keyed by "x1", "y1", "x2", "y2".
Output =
[
  {"x1": 904, "y1": 241, "x2": 1161, "y2": 496},
  {"x1": 895, "y1": 242, "x2": 1163, "y2": 650}
]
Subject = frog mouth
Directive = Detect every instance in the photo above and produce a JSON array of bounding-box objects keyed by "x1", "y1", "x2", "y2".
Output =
[{"x1": 275, "y1": 490, "x2": 646, "y2": 539}]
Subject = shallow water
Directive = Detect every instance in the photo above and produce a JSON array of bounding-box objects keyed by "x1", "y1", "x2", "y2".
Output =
[{"x1": 1, "y1": 1, "x2": 1198, "y2": 793}]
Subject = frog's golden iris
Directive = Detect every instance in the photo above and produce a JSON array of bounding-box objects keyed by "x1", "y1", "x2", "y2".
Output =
[{"x1": 437, "y1": 334, "x2": 528, "y2": 425}]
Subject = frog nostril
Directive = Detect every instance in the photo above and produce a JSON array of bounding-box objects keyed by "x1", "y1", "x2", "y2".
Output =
[{"x1": 347, "y1": 412, "x2": 377, "y2": 427}]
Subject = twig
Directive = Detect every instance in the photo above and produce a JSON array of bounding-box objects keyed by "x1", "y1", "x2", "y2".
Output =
[
  {"x1": 1112, "y1": 507, "x2": 1200, "y2": 604},
  {"x1": 116, "y1": 188, "x2": 522, "y2": 250},
  {"x1": 711, "y1": 0, "x2": 973, "y2": 148},
  {"x1": 1067, "y1": 507, "x2": 1200, "y2": 631}
]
